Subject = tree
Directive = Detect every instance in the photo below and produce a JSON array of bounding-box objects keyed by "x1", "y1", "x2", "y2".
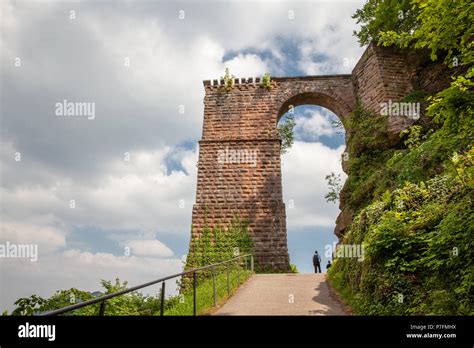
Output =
[
  {"x1": 352, "y1": 0, "x2": 419, "y2": 46},
  {"x1": 354, "y1": 0, "x2": 473, "y2": 69},
  {"x1": 10, "y1": 278, "x2": 161, "y2": 316},
  {"x1": 324, "y1": 172, "x2": 342, "y2": 203},
  {"x1": 278, "y1": 114, "x2": 296, "y2": 154}
]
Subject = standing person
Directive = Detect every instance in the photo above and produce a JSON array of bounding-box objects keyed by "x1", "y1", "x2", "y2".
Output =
[
  {"x1": 326, "y1": 260, "x2": 332, "y2": 271},
  {"x1": 313, "y1": 251, "x2": 321, "y2": 273}
]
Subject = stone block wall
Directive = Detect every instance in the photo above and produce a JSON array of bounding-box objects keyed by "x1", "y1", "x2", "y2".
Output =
[
  {"x1": 352, "y1": 43, "x2": 415, "y2": 135},
  {"x1": 187, "y1": 43, "x2": 442, "y2": 271}
]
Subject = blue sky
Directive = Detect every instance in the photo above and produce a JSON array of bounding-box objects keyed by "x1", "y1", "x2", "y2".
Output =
[{"x1": 0, "y1": 0, "x2": 365, "y2": 311}]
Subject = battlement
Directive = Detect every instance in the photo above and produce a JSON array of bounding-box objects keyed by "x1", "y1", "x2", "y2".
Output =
[
  {"x1": 202, "y1": 74, "x2": 353, "y2": 90},
  {"x1": 203, "y1": 76, "x2": 270, "y2": 89}
]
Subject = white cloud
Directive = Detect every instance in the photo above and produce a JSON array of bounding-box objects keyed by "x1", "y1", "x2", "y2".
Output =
[
  {"x1": 123, "y1": 239, "x2": 174, "y2": 258},
  {"x1": 223, "y1": 53, "x2": 269, "y2": 78},
  {"x1": 1, "y1": 147, "x2": 198, "y2": 236},
  {"x1": 282, "y1": 141, "x2": 346, "y2": 229},
  {"x1": 0, "y1": 222, "x2": 66, "y2": 253},
  {"x1": 294, "y1": 109, "x2": 338, "y2": 140}
]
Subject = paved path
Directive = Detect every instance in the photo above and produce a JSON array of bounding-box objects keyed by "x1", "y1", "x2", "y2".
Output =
[{"x1": 214, "y1": 273, "x2": 349, "y2": 315}]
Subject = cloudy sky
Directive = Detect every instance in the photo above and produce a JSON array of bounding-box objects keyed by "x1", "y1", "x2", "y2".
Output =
[{"x1": 0, "y1": 0, "x2": 365, "y2": 312}]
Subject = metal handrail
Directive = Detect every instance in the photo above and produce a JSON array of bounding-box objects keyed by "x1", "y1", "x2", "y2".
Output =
[{"x1": 38, "y1": 253, "x2": 254, "y2": 316}]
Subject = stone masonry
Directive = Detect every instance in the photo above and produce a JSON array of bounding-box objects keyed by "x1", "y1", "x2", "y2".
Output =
[{"x1": 187, "y1": 43, "x2": 439, "y2": 271}]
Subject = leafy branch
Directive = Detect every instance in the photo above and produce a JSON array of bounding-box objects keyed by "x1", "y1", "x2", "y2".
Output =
[
  {"x1": 324, "y1": 172, "x2": 342, "y2": 203},
  {"x1": 277, "y1": 114, "x2": 296, "y2": 154},
  {"x1": 262, "y1": 73, "x2": 272, "y2": 89},
  {"x1": 221, "y1": 68, "x2": 235, "y2": 91}
]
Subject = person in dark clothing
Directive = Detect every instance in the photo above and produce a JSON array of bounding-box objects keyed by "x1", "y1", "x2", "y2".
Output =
[
  {"x1": 326, "y1": 260, "x2": 332, "y2": 271},
  {"x1": 313, "y1": 251, "x2": 321, "y2": 273}
]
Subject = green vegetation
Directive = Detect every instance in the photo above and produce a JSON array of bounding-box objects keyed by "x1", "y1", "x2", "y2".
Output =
[
  {"x1": 328, "y1": 0, "x2": 473, "y2": 315},
  {"x1": 342, "y1": 103, "x2": 393, "y2": 211},
  {"x1": 8, "y1": 217, "x2": 255, "y2": 316},
  {"x1": 330, "y1": 118, "x2": 345, "y2": 135},
  {"x1": 7, "y1": 269, "x2": 253, "y2": 316},
  {"x1": 186, "y1": 216, "x2": 254, "y2": 270},
  {"x1": 330, "y1": 150, "x2": 473, "y2": 314},
  {"x1": 262, "y1": 72, "x2": 272, "y2": 89},
  {"x1": 221, "y1": 68, "x2": 235, "y2": 91},
  {"x1": 353, "y1": 0, "x2": 473, "y2": 69},
  {"x1": 8, "y1": 279, "x2": 161, "y2": 316},
  {"x1": 324, "y1": 172, "x2": 343, "y2": 204},
  {"x1": 165, "y1": 268, "x2": 252, "y2": 315},
  {"x1": 330, "y1": 80, "x2": 473, "y2": 316},
  {"x1": 184, "y1": 215, "x2": 254, "y2": 289},
  {"x1": 352, "y1": 0, "x2": 420, "y2": 48},
  {"x1": 278, "y1": 113, "x2": 296, "y2": 154}
]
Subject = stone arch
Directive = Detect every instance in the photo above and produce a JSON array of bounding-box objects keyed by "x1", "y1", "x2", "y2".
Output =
[
  {"x1": 272, "y1": 75, "x2": 355, "y2": 127},
  {"x1": 188, "y1": 44, "x2": 415, "y2": 271},
  {"x1": 276, "y1": 94, "x2": 349, "y2": 272},
  {"x1": 276, "y1": 91, "x2": 352, "y2": 123}
]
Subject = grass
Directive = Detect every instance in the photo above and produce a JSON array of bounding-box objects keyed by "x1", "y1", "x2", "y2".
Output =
[
  {"x1": 327, "y1": 263, "x2": 360, "y2": 314},
  {"x1": 163, "y1": 268, "x2": 253, "y2": 316}
]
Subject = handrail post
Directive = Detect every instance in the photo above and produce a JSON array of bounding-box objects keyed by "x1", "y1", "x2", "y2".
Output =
[
  {"x1": 226, "y1": 263, "x2": 230, "y2": 295},
  {"x1": 212, "y1": 266, "x2": 216, "y2": 307},
  {"x1": 99, "y1": 301, "x2": 106, "y2": 316},
  {"x1": 238, "y1": 261, "x2": 241, "y2": 286},
  {"x1": 193, "y1": 271, "x2": 197, "y2": 316},
  {"x1": 251, "y1": 254, "x2": 254, "y2": 272},
  {"x1": 160, "y1": 281, "x2": 165, "y2": 316}
]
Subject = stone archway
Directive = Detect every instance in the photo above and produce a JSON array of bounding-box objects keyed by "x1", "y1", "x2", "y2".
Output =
[
  {"x1": 188, "y1": 44, "x2": 415, "y2": 271},
  {"x1": 274, "y1": 76, "x2": 354, "y2": 123}
]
